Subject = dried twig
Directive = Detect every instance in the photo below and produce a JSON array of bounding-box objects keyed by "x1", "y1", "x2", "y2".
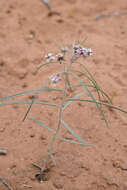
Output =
[
  {"x1": 0, "y1": 177, "x2": 14, "y2": 190},
  {"x1": 23, "y1": 184, "x2": 32, "y2": 188},
  {"x1": 32, "y1": 162, "x2": 41, "y2": 170}
]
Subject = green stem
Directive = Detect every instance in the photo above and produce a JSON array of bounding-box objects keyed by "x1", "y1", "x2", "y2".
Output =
[
  {"x1": 66, "y1": 60, "x2": 73, "y2": 92},
  {"x1": 39, "y1": 63, "x2": 71, "y2": 182}
]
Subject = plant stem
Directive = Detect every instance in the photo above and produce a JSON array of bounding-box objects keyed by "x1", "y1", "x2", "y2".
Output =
[{"x1": 39, "y1": 63, "x2": 70, "y2": 182}]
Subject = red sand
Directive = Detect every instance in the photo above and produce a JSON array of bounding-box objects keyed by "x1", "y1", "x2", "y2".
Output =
[{"x1": 0, "y1": 0, "x2": 127, "y2": 189}]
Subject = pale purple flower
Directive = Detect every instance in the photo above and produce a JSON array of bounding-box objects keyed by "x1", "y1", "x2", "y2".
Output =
[
  {"x1": 73, "y1": 45, "x2": 82, "y2": 54},
  {"x1": 73, "y1": 45, "x2": 93, "y2": 59},
  {"x1": 51, "y1": 74, "x2": 61, "y2": 83}
]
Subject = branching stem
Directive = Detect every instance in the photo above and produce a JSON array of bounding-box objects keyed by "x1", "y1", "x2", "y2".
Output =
[{"x1": 39, "y1": 61, "x2": 72, "y2": 182}]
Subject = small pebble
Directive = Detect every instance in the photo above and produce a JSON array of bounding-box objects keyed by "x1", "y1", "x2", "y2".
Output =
[
  {"x1": 0, "y1": 150, "x2": 7, "y2": 155},
  {"x1": 27, "y1": 30, "x2": 35, "y2": 39},
  {"x1": 28, "y1": 34, "x2": 35, "y2": 39},
  {"x1": 60, "y1": 171, "x2": 66, "y2": 176},
  {"x1": 53, "y1": 178, "x2": 64, "y2": 189}
]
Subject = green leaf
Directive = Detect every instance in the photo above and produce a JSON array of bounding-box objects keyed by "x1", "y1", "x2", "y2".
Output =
[
  {"x1": 58, "y1": 137, "x2": 90, "y2": 146},
  {"x1": 68, "y1": 98, "x2": 127, "y2": 114},
  {"x1": 0, "y1": 90, "x2": 39, "y2": 101},
  {"x1": 73, "y1": 69, "x2": 111, "y2": 103},
  {"x1": 74, "y1": 62, "x2": 112, "y2": 103},
  {"x1": 69, "y1": 71, "x2": 109, "y2": 127},
  {"x1": 29, "y1": 118, "x2": 55, "y2": 134},
  {"x1": 61, "y1": 120, "x2": 90, "y2": 146},
  {"x1": 29, "y1": 118, "x2": 90, "y2": 146},
  {"x1": 72, "y1": 69, "x2": 101, "y2": 100},
  {"x1": 62, "y1": 91, "x2": 85, "y2": 110},
  {"x1": 0, "y1": 88, "x2": 63, "y2": 101},
  {"x1": 22, "y1": 79, "x2": 51, "y2": 122},
  {"x1": 22, "y1": 71, "x2": 66, "y2": 122},
  {"x1": 0, "y1": 100, "x2": 58, "y2": 107}
]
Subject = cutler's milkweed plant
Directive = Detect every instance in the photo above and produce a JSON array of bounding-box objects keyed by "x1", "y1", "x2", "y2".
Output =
[{"x1": 0, "y1": 40, "x2": 127, "y2": 182}]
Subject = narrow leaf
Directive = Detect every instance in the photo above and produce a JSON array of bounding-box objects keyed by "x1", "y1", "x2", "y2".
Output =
[
  {"x1": 74, "y1": 62, "x2": 112, "y2": 103},
  {"x1": 23, "y1": 97, "x2": 35, "y2": 122},
  {"x1": 58, "y1": 137, "x2": 90, "y2": 146},
  {"x1": 23, "y1": 71, "x2": 66, "y2": 122},
  {"x1": 22, "y1": 79, "x2": 51, "y2": 122},
  {"x1": 0, "y1": 100, "x2": 58, "y2": 107},
  {"x1": 62, "y1": 91, "x2": 85, "y2": 110},
  {"x1": 68, "y1": 98, "x2": 127, "y2": 114},
  {"x1": 29, "y1": 118, "x2": 55, "y2": 134},
  {"x1": 0, "y1": 88, "x2": 62, "y2": 101},
  {"x1": 0, "y1": 90, "x2": 39, "y2": 101},
  {"x1": 72, "y1": 69, "x2": 101, "y2": 101},
  {"x1": 29, "y1": 118, "x2": 90, "y2": 146},
  {"x1": 61, "y1": 120, "x2": 90, "y2": 145},
  {"x1": 69, "y1": 71, "x2": 109, "y2": 127}
]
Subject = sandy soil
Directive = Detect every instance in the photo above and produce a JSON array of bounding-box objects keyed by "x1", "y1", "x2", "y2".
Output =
[{"x1": 0, "y1": 0, "x2": 127, "y2": 189}]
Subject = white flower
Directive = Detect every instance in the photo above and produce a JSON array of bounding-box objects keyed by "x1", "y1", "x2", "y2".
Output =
[
  {"x1": 83, "y1": 48, "x2": 93, "y2": 57},
  {"x1": 45, "y1": 53, "x2": 55, "y2": 62},
  {"x1": 45, "y1": 53, "x2": 53, "y2": 59},
  {"x1": 51, "y1": 74, "x2": 61, "y2": 83}
]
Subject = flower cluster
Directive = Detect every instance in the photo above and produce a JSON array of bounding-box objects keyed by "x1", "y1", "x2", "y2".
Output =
[
  {"x1": 45, "y1": 44, "x2": 93, "y2": 84},
  {"x1": 45, "y1": 52, "x2": 64, "y2": 64},
  {"x1": 73, "y1": 45, "x2": 93, "y2": 58}
]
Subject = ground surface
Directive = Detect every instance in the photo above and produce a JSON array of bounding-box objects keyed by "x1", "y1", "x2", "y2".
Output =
[{"x1": 0, "y1": 0, "x2": 127, "y2": 189}]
